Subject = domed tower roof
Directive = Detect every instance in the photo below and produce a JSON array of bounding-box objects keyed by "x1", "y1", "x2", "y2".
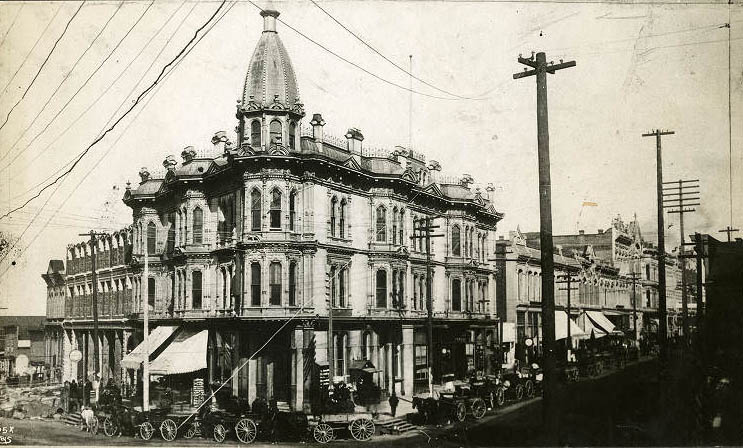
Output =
[{"x1": 242, "y1": 10, "x2": 301, "y2": 110}]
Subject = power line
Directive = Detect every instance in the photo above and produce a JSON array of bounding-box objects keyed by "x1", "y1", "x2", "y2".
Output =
[
  {"x1": 308, "y1": 0, "x2": 481, "y2": 100},
  {"x1": 0, "y1": 1, "x2": 127, "y2": 167},
  {"x1": 0, "y1": 0, "x2": 228, "y2": 221},
  {"x1": 0, "y1": 2, "x2": 86, "y2": 132},
  {"x1": 246, "y1": 1, "x2": 464, "y2": 101},
  {"x1": 5, "y1": 0, "x2": 195, "y2": 183},
  {"x1": 0, "y1": 3, "x2": 24, "y2": 51},
  {"x1": 0, "y1": 5, "x2": 62, "y2": 100}
]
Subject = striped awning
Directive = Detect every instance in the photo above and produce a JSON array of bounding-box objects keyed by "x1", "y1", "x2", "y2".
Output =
[
  {"x1": 149, "y1": 329, "x2": 208, "y2": 375},
  {"x1": 121, "y1": 326, "x2": 177, "y2": 370},
  {"x1": 555, "y1": 310, "x2": 586, "y2": 340}
]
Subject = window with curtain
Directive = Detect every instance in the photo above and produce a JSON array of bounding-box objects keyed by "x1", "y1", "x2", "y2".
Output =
[
  {"x1": 452, "y1": 225, "x2": 461, "y2": 256},
  {"x1": 251, "y1": 189, "x2": 261, "y2": 231},
  {"x1": 289, "y1": 191, "x2": 296, "y2": 231},
  {"x1": 270, "y1": 120, "x2": 282, "y2": 145},
  {"x1": 146, "y1": 222, "x2": 156, "y2": 255},
  {"x1": 339, "y1": 199, "x2": 346, "y2": 238},
  {"x1": 251, "y1": 120, "x2": 261, "y2": 147},
  {"x1": 193, "y1": 207, "x2": 203, "y2": 244},
  {"x1": 269, "y1": 262, "x2": 282, "y2": 305},
  {"x1": 270, "y1": 189, "x2": 282, "y2": 229},
  {"x1": 376, "y1": 269, "x2": 387, "y2": 308},
  {"x1": 375, "y1": 206, "x2": 386, "y2": 242},
  {"x1": 251, "y1": 262, "x2": 261, "y2": 306},
  {"x1": 330, "y1": 197, "x2": 337, "y2": 237},
  {"x1": 452, "y1": 278, "x2": 462, "y2": 311},
  {"x1": 191, "y1": 271, "x2": 202, "y2": 309},
  {"x1": 289, "y1": 262, "x2": 297, "y2": 306},
  {"x1": 288, "y1": 122, "x2": 296, "y2": 150}
]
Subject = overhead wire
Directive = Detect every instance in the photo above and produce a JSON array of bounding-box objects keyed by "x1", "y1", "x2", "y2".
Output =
[
  {"x1": 0, "y1": 1, "x2": 86, "y2": 132},
  {"x1": 0, "y1": 0, "x2": 228, "y2": 221},
  {"x1": 0, "y1": 5, "x2": 62, "y2": 101},
  {"x1": 308, "y1": 0, "x2": 482, "y2": 100},
  {"x1": 0, "y1": 3, "x2": 24, "y2": 51},
  {"x1": 5, "y1": 0, "x2": 196, "y2": 184},
  {"x1": 0, "y1": 1, "x2": 127, "y2": 167}
]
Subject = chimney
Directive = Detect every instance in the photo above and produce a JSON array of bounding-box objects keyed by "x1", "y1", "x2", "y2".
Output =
[
  {"x1": 310, "y1": 113, "x2": 325, "y2": 151},
  {"x1": 162, "y1": 155, "x2": 177, "y2": 172},
  {"x1": 261, "y1": 9, "x2": 279, "y2": 33},
  {"x1": 138, "y1": 167, "x2": 150, "y2": 183},
  {"x1": 181, "y1": 146, "x2": 197, "y2": 163},
  {"x1": 597, "y1": 228, "x2": 604, "y2": 234},
  {"x1": 579, "y1": 230, "x2": 585, "y2": 235},
  {"x1": 345, "y1": 128, "x2": 364, "y2": 155}
]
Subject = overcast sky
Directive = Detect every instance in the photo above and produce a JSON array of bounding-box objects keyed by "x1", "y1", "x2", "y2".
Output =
[{"x1": 0, "y1": 0, "x2": 740, "y2": 315}]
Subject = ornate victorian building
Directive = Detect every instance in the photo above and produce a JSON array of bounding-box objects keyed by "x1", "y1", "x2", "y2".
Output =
[{"x1": 113, "y1": 8, "x2": 503, "y2": 410}]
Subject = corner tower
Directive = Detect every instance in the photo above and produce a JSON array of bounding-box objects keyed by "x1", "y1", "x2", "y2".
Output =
[{"x1": 237, "y1": 9, "x2": 304, "y2": 152}]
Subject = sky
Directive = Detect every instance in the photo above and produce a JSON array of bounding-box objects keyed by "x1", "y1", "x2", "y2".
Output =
[{"x1": 0, "y1": 0, "x2": 740, "y2": 315}]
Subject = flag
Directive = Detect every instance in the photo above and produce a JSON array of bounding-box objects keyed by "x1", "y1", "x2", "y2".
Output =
[{"x1": 582, "y1": 201, "x2": 598, "y2": 207}]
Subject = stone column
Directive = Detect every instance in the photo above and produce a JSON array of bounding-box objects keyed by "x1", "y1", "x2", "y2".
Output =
[
  {"x1": 385, "y1": 342, "x2": 393, "y2": 394},
  {"x1": 247, "y1": 333, "x2": 257, "y2": 404},
  {"x1": 292, "y1": 326, "x2": 304, "y2": 411},
  {"x1": 402, "y1": 325, "x2": 414, "y2": 397}
]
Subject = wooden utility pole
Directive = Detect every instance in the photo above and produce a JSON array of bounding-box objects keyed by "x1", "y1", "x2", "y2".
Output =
[
  {"x1": 326, "y1": 270, "x2": 333, "y2": 379},
  {"x1": 641, "y1": 129, "x2": 674, "y2": 363},
  {"x1": 143, "y1": 235, "x2": 150, "y2": 411},
  {"x1": 663, "y1": 178, "x2": 699, "y2": 344},
  {"x1": 410, "y1": 217, "x2": 443, "y2": 397},
  {"x1": 514, "y1": 51, "x2": 575, "y2": 443},
  {"x1": 79, "y1": 231, "x2": 104, "y2": 385},
  {"x1": 718, "y1": 226, "x2": 739, "y2": 242},
  {"x1": 557, "y1": 274, "x2": 578, "y2": 352},
  {"x1": 627, "y1": 272, "x2": 642, "y2": 343}
]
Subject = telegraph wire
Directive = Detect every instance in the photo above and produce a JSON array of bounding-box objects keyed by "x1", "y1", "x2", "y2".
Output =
[
  {"x1": 247, "y1": 1, "x2": 464, "y2": 101},
  {"x1": 308, "y1": 0, "x2": 481, "y2": 100},
  {"x1": 0, "y1": 0, "x2": 228, "y2": 221},
  {"x1": 6, "y1": 0, "x2": 196, "y2": 182},
  {"x1": 0, "y1": 3, "x2": 24, "y2": 51},
  {"x1": 0, "y1": 5, "x2": 62, "y2": 101},
  {"x1": 0, "y1": 1, "x2": 86, "y2": 132},
  {"x1": 0, "y1": 1, "x2": 128, "y2": 167}
]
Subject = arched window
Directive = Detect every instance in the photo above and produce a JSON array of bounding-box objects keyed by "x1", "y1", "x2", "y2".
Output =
[
  {"x1": 269, "y1": 262, "x2": 282, "y2": 305},
  {"x1": 398, "y1": 209, "x2": 404, "y2": 246},
  {"x1": 392, "y1": 208, "x2": 399, "y2": 245},
  {"x1": 375, "y1": 206, "x2": 386, "y2": 242},
  {"x1": 270, "y1": 189, "x2": 282, "y2": 229},
  {"x1": 251, "y1": 120, "x2": 261, "y2": 147},
  {"x1": 251, "y1": 189, "x2": 261, "y2": 231},
  {"x1": 289, "y1": 122, "x2": 296, "y2": 150},
  {"x1": 339, "y1": 199, "x2": 346, "y2": 238},
  {"x1": 251, "y1": 262, "x2": 261, "y2": 306},
  {"x1": 330, "y1": 197, "x2": 337, "y2": 237},
  {"x1": 192, "y1": 271, "x2": 202, "y2": 309},
  {"x1": 167, "y1": 213, "x2": 175, "y2": 254},
  {"x1": 193, "y1": 207, "x2": 203, "y2": 244},
  {"x1": 289, "y1": 262, "x2": 297, "y2": 306},
  {"x1": 270, "y1": 120, "x2": 282, "y2": 145},
  {"x1": 463, "y1": 226, "x2": 469, "y2": 257},
  {"x1": 376, "y1": 269, "x2": 387, "y2": 308},
  {"x1": 330, "y1": 266, "x2": 337, "y2": 307},
  {"x1": 419, "y1": 276, "x2": 426, "y2": 310},
  {"x1": 469, "y1": 228, "x2": 474, "y2": 258},
  {"x1": 147, "y1": 222, "x2": 156, "y2": 255},
  {"x1": 338, "y1": 267, "x2": 346, "y2": 308},
  {"x1": 397, "y1": 271, "x2": 405, "y2": 308},
  {"x1": 413, "y1": 275, "x2": 418, "y2": 310},
  {"x1": 452, "y1": 225, "x2": 461, "y2": 256},
  {"x1": 452, "y1": 278, "x2": 462, "y2": 311},
  {"x1": 289, "y1": 191, "x2": 297, "y2": 231}
]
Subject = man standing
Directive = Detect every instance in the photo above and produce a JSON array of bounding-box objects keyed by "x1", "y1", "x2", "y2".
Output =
[{"x1": 388, "y1": 391, "x2": 399, "y2": 417}]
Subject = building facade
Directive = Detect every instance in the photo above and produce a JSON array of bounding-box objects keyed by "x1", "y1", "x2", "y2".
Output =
[
  {"x1": 0, "y1": 316, "x2": 46, "y2": 379},
  {"x1": 45, "y1": 8, "x2": 504, "y2": 410}
]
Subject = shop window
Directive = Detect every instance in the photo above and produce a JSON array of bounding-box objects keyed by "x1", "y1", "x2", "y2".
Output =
[
  {"x1": 251, "y1": 263, "x2": 261, "y2": 306},
  {"x1": 376, "y1": 269, "x2": 387, "y2": 308},
  {"x1": 415, "y1": 345, "x2": 428, "y2": 380},
  {"x1": 269, "y1": 262, "x2": 281, "y2": 305}
]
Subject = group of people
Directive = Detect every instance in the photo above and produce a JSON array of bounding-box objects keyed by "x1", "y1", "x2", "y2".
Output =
[{"x1": 62, "y1": 378, "x2": 123, "y2": 414}]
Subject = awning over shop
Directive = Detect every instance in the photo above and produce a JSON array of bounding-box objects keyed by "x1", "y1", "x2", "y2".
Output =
[
  {"x1": 121, "y1": 326, "x2": 177, "y2": 370},
  {"x1": 149, "y1": 329, "x2": 208, "y2": 375},
  {"x1": 579, "y1": 314, "x2": 609, "y2": 338},
  {"x1": 555, "y1": 311, "x2": 586, "y2": 340},
  {"x1": 349, "y1": 360, "x2": 377, "y2": 373},
  {"x1": 586, "y1": 310, "x2": 616, "y2": 334}
]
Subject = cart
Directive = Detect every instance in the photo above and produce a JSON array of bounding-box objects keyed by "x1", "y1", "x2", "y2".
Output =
[{"x1": 310, "y1": 412, "x2": 376, "y2": 443}]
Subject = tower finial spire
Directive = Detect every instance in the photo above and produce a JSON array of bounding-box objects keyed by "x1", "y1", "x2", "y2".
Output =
[{"x1": 261, "y1": 9, "x2": 279, "y2": 32}]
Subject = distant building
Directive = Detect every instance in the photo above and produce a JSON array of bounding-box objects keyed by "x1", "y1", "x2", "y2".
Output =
[{"x1": 0, "y1": 316, "x2": 46, "y2": 378}]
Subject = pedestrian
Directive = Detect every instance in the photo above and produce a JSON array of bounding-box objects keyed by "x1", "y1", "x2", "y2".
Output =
[
  {"x1": 388, "y1": 391, "x2": 399, "y2": 417},
  {"x1": 70, "y1": 380, "x2": 79, "y2": 412},
  {"x1": 63, "y1": 381, "x2": 71, "y2": 413}
]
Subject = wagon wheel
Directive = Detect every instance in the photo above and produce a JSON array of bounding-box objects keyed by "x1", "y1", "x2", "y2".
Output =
[
  {"x1": 515, "y1": 384, "x2": 524, "y2": 401},
  {"x1": 349, "y1": 418, "x2": 375, "y2": 441},
  {"x1": 103, "y1": 416, "x2": 117, "y2": 437},
  {"x1": 213, "y1": 423, "x2": 226, "y2": 443},
  {"x1": 160, "y1": 419, "x2": 177, "y2": 441},
  {"x1": 495, "y1": 387, "x2": 506, "y2": 406},
  {"x1": 454, "y1": 402, "x2": 467, "y2": 422},
  {"x1": 470, "y1": 398, "x2": 487, "y2": 419},
  {"x1": 139, "y1": 421, "x2": 154, "y2": 441},
  {"x1": 525, "y1": 380, "x2": 535, "y2": 398},
  {"x1": 183, "y1": 422, "x2": 198, "y2": 439},
  {"x1": 313, "y1": 423, "x2": 334, "y2": 444},
  {"x1": 235, "y1": 418, "x2": 257, "y2": 444}
]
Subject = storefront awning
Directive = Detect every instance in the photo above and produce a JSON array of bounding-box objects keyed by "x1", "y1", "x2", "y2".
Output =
[
  {"x1": 149, "y1": 329, "x2": 208, "y2": 375},
  {"x1": 121, "y1": 326, "x2": 177, "y2": 370},
  {"x1": 555, "y1": 311, "x2": 586, "y2": 340},
  {"x1": 585, "y1": 310, "x2": 616, "y2": 334}
]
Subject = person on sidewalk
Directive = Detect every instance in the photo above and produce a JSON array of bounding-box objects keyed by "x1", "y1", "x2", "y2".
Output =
[{"x1": 389, "y1": 391, "x2": 399, "y2": 417}]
